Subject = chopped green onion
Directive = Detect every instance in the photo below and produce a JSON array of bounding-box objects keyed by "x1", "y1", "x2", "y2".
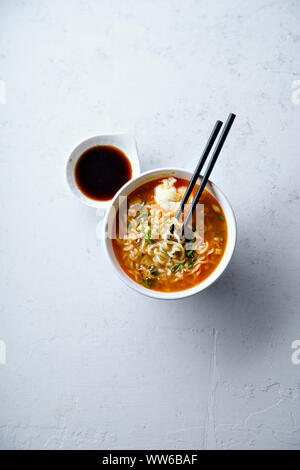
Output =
[
  {"x1": 144, "y1": 231, "x2": 155, "y2": 244},
  {"x1": 138, "y1": 201, "x2": 146, "y2": 211},
  {"x1": 219, "y1": 215, "x2": 225, "y2": 221},
  {"x1": 136, "y1": 211, "x2": 148, "y2": 220},
  {"x1": 186, "y1": 246, "x2": 196, "y2": 268},
  {"x1": 150, "y1": 265, "x2": 159, "y2": 276},
  {"x1": 172, "y1": 263, "x2": 183, "y2": 273},
  {"x1": 141, "y1": 277, "x2": 149, "y2": 288},
  {"x1": 141, "y1": 277, "x2": 157, "y2": 288},
  {"x1": 187, "y1": 252, "x2": 196, "y2": 269}
]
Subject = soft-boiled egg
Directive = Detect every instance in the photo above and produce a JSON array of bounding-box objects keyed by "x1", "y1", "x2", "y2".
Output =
[{"x1": 154, "y1": 178, "x2": 185, "y2": 211}]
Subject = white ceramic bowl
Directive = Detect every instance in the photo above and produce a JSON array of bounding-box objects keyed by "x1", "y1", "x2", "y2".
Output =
[
  {"x1": 103, "y1": 168, "x2": 237, "y2": 300},
  {"x1": 66, "y1": 133, "x2": 140, "y2": 208}
]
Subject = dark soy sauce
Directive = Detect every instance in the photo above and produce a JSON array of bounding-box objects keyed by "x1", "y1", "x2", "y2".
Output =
[{"x1": 74, "y1": 145, "x2": 132, "y2": 201}]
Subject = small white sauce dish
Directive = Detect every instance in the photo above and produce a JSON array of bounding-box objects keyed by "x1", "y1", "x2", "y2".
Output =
[
  {"x1": 103, "y1": 167, "x2": 237, "y2": 300},
  {"x1": 66, "y1": 133, "x2": 140, "y2": 209}
]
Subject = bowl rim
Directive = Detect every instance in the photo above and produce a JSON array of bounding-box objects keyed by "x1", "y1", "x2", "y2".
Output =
[{"x1": 103, "y1": 167, "x2": 237, "y2": 300}]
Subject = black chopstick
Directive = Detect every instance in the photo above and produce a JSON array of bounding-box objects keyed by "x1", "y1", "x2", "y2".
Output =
[
  {"x1": 169, "y1": 120, "x2": 223, "y2": 235},
  {"x1": 180, "y1": 112, "x2": 236, "y2": 239}
]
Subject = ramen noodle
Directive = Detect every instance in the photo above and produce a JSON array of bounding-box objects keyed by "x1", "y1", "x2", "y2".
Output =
[{"x1": 112, "y1": 177, "x2": 227, "y2": 292}]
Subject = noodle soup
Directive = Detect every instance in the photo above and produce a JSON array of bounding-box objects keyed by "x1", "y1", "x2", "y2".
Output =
[{"x1": 112, "y1": 177, "x2": 227, "y2": 293}]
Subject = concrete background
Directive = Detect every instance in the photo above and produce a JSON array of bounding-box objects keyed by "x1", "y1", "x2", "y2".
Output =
[{"x1": 0, "y1": 0, "x2": 300, "y2": 450}]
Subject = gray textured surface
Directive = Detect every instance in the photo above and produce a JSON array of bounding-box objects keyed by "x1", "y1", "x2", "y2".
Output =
[{"x1": 1, "y1": 0, "x2": 300, "y2": 450}]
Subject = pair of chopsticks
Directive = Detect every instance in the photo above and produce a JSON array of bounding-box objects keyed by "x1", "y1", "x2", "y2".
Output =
[{"x1": 170, "y1": 113, "x2": 236, "y2": 239}]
